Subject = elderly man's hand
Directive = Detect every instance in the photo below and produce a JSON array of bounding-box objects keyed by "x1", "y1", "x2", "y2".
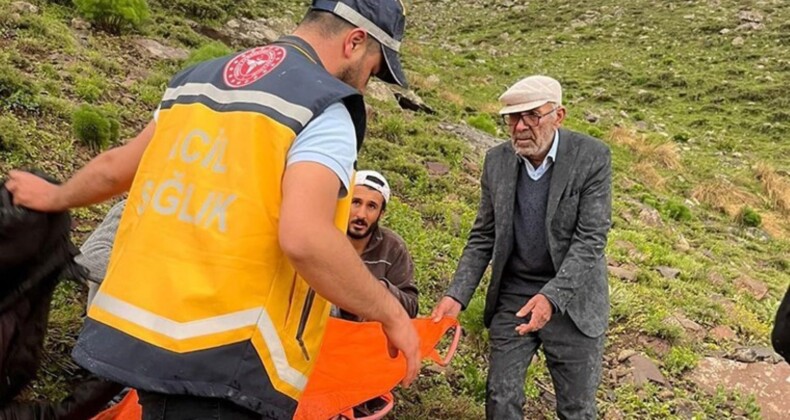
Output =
[
  {"x1": 431, "y1": 296, "x2": 462, "y2": 323},
  {"x1": 4, "y1": 170, "x2": 64, "y2": 211},
  {"x1": 515, "y1": 294, "x2": 553, "y2": 335}
]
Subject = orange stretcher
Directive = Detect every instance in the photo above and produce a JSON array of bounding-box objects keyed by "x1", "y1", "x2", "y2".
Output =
[{"x1": 92, "y1": 316, "x2": 461, "y2": 420}]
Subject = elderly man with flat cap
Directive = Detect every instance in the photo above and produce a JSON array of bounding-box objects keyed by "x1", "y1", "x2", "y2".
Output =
[{"x1": 432, "y1": 75, "x2": 612, "y2": 419}]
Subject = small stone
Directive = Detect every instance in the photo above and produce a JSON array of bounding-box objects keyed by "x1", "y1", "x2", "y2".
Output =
[
  {"x1": 735, "y1": 275, "x2": 768, "y2": 300},
  {"x1": 628, "y1": 354, "x2": 668, "y2": 388},
  {"x1": 736, "y1": 22, "x2": 765, "y2": 32},
  {"x1": 570, "y1": 20, "x2": 588, "y2": 29},
  {"x1": 426, "y1": 161, "x2": 450, "y2": 176},
  {"x1": 707, "y1": 272, "x2": 725, "y2": 287},
  {"x1": 639, "y1": 206, "x2": 663, "y2": 227},
  {"x1": 737, "y1": 10, "x2": 764, "y2": 24},
  {"x1": 617, "y1": 349, "x2": 638, "y2": 363},
  {"x1": 442, "y1": 123, "x2": 500, "y2": 155},
  {"x1": 71, "y1": 18, "x2": 91, "y2": 31},
  {"x1": 656, "y1": 266, "x2": 681, "y2": 279},
  {"x1": 731, "y1": 346, "x2": 782, "y2": 363},
  {"x1": 424, "y1": 364, "x2": 446, "y2": 374},
  {"x1": 585, "y1": 110, "x2": 600, "y2": 123},
  {"x1": 720, "y1": 28, "x2": 731, "y2": 35},
  {"x1": 120, "y1": 78, "x2": 136, "y2": 89},
  {"x1": 608, "y1": 265, "x2": 638, "y2": 282},
  {"x1": 710, "y1": 325, "x2": 736, "y2": 341},
  {"x1": 675, "y1": 236, "x2": 691, "y2": 252},
  {"x1": 744, "y1": 227, "x2": 771, "y2": 242},
  {"x1": 732, "y1": 36, "x2": 745, "y2": 46},
  {"x1": 135, "y1": 39, "x2": 189, "y2": 61},
  {"x1": 604, "y1": 407, "x2": 624, "y2": 420},
  {"x1": 220, "y1": 17, "x2": 294, "y2": 47},
  {"x1": 11, "y1": 1, "x2": 38, "y2": 14},
  {"x1": 658, "y1": 389, "x2": 674, "y2": 400},
  {"x1": 365, "y1": 80, "x2": 395, "y2": 104},
  {"x1": 665, "y1": 313, "x2": 706, "y2": 341}
]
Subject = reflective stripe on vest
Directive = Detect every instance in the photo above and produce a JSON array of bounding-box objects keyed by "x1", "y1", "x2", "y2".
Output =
[
  {"x1": 161, "y1": 83, "x2": 314, "y2": 126},
  {"x1": 91, "y1": 290, "x2": 309, "y2": 390}
]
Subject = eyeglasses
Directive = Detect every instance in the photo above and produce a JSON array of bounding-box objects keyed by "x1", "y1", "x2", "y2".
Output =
[{"x1": 502, "y1": 107, "x2": 559, "y2": 128}]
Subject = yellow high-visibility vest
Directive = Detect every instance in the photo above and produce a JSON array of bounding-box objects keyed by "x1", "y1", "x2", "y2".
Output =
[{"x1": 72, "y1": 36, "x2": 366, "y2": 419}]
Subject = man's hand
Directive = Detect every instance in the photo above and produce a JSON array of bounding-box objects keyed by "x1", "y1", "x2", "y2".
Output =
[
  {"x1": 381, "y1": 313, "x2": 421, "y2": 388},
  {"x1": 4, "y1": 170, "x2": 64, "y2": 211},
  {"x1": 431, "y1": 296, "x2": 462, "y2": 323},
  {"x1": 515, "y1": 294, "x2": 553, "y2": 335}
]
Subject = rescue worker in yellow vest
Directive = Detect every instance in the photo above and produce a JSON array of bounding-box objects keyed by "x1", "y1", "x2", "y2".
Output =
[{"x1": 4, "y1": 1, "x2": 420, "y2": 418}]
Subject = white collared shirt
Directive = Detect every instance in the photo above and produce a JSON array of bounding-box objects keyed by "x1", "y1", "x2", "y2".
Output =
[{"x1": 520, "y1": 130, "x2": 559, "y2": 181}]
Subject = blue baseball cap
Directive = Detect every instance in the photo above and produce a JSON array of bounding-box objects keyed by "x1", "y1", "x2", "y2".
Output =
[{"x1": 311, "y1": 0, "x2": 408, "y2": 88}]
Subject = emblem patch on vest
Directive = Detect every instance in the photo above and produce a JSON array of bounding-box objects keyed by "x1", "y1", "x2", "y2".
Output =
[{"x1": 224, "y1": 45, "x2": 286, "y2": 88}]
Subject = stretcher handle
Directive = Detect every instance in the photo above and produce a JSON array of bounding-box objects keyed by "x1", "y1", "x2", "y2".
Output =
[{"x1": 429, "y1": 319, "x2": 462, "y2": 367}]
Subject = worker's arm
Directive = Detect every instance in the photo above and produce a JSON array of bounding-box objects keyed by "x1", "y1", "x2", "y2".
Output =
[
  {"x1": 5, "y1": 121, "x2": 156, "y2": 211},
  {"x1": 279, "y1": 162, "x2": 420, "y2": 387}
]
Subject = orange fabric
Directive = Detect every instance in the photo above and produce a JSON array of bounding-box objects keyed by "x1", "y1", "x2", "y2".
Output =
[
  {"x1": 294, "y1": 316, "x2": 459, "y2": 420},
  {"x1": 91, "y1": 390, "x2": 141, "y2": 420},
  {"x1": 92, "y1": 317, "x2": 459, "y2": 420}
]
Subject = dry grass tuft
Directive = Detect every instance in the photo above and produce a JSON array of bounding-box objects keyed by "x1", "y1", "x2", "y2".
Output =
[
  {"x1": 754, "y1": 163, "x2": 790, "y2": 214},
  {"x1": 652, "y1": 142, "x2": 682, "y2": 170},
  {"x1": 608, "y1": 127, "x2": 681, "y2": 170},
  {"x1": 609, "y1": 127, "x2": 681, "y2": 191},
  {"x1": 481, "y1": 102, "x2": 502, "y2": 114},
  {"x1": 691, "y1": 178, "x2": 760, "y2": 218},
  {"x1": 760, "y1": 212, "x2": 788, "y2": 240},
  {"x1": 609, "y1": 127, "x2": 640, "y2": 150},
  {"x1": 438, "y1": 91, "x2": 465, "y2": 107},
  {"x1": 632, "y1": 161, "x2": 666, "y2": 191}
]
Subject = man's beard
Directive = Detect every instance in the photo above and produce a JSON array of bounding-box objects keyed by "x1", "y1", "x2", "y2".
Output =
[
  {"x1": 347, "y1": 218, "x2": 379, "y2": 240},
  {"x1": 512, "y1": 125, "x2": 554, "y2": 159},
  {"x1": 337, "y1": 56, "x2": 369, "y2": 92}
]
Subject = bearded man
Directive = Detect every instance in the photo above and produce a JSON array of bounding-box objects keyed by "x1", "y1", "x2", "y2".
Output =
[{"x1": 338, "y1": 170, "x2": 418, "y2": 321}]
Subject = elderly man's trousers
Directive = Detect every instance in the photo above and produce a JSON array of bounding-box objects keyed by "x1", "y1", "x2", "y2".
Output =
[{"x1": 486, "y1": 292, "x2": 604, "y2": 420}]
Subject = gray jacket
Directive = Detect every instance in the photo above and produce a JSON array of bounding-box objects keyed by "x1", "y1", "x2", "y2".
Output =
[
  {"x1": 75, "y1": 200, "x2": 125, "y2": 283},
  {"x1": 446, "y1": 128, "x2": 612, "y2": 338}
]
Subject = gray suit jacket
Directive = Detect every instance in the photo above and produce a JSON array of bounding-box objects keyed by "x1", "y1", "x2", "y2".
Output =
[{"x1": 446, "y1": 128, "x2": 612, "y2": 338}]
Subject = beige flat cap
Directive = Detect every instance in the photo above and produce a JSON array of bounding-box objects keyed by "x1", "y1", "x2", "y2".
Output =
[{"x1": 498, "y1": 75, "x2": 562, "y2": 115}]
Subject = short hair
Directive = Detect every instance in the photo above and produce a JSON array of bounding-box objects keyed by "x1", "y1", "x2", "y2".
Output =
[
  {"x1": 299, "y1": 10, "x2": 381, "y2": 51},
  {"x1": 299, "y1": 10, "x2": 355, "y2": 38}
]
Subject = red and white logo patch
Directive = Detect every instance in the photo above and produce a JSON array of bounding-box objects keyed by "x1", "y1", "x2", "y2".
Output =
[{"x1": 223, "y1": 45, "x2": 286, "y2": 88}]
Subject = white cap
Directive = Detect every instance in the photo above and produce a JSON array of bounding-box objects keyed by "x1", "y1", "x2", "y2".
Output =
[
  {"x1": 354, "y1": 170, "x2": 391, "y2": 203},
  {"x1": 498, "y1": 75, "x2": 562, "y2": 115}
]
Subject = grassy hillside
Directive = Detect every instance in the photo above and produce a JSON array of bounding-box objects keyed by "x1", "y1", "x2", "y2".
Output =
[{"x1": 1, "y1": 0, "x2": 788, "y2": 418}]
